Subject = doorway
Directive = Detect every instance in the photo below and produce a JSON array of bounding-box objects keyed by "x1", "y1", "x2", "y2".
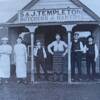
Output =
[{"x1": 34, "y1": 25, "x2": 68, "y2": 81}]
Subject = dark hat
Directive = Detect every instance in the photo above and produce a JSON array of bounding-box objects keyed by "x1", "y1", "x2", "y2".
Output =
[
  {"x1": 74, "y1": 32, "x2": 79, "y2": 36},
  {"x1": 18, "y1": 37, "x2": 23, "y2": 40},
  {"x1": 87, "y1": 36, "x2": 94, "y2": 40}
]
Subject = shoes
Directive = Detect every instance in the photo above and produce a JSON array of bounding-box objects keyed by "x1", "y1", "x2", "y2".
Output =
[
  {"x1": 45, "y1": 77, "x2": 49, "y2": 81},
  {"x1": 5, "y1": 80, "x2": 8, "y2": 84},
  {"x1": 17, "y1": 80, "x2": 21, "y2": 84},
  {"x1": 79, "y1": 78, "x2": 82, "y2": 81},
  {"x1": 23, "y1": 80, "x2": 28, "y2": 85}
]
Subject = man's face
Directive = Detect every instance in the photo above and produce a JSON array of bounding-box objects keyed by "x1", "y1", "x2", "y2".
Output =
[
  {"x1": 74, "y1": 34, "x2": 79, "y2": 40},
  {"x1": 37, "y1": 42, "x2": 41, "y2": 48},
  {"x1": 56, "y1": 35, "x2": 61, "y2": 41},
  {"x1": 17, "y1": 38, "x2": 22, "y2": 44},
  {"x1": 2, "y1": 40, "x2": 8, "y2": 44},
  {"x1": 88, "y1": 38, "x2": 93, "y2": 44}
]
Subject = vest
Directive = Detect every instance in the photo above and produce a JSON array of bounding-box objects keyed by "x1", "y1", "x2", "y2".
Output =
[
  {"x1": 37, "y1": 48, "x2": 44, "y2": 59},
  {"x1": 71, "y1": 40, "x2": 80, "y2": 52},
  {"x1": 87, "y1": 44, "x2": 95, "y2": 56}
]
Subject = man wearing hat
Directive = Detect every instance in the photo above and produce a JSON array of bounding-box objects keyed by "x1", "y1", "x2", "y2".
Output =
[
  {"x1": 71, "y1": 33, "x2": 84, "y2": 81},
  {"x1": 48, "y1": 34, "x2": 68, "y2": 81},
  {"x1": 84, "y1": 36, "x2": 99, "y2": 80},
  {"x1": 34, "y1": 40, "x2": 48, "y2": 81},
  {"x1": 0, "y1": 37, "x2": 12, "y2": 83}
]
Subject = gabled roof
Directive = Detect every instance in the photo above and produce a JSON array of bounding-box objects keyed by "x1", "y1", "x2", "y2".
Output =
[
  {"x1": 7, "y1": 0, "x2": 100, "y2": 23},
  {"x1": 71, "y1": 0, "x2": 100, "y2": 21},
  {"x1": 7, "y1": 0, "x2": 39, "y2": 23}
]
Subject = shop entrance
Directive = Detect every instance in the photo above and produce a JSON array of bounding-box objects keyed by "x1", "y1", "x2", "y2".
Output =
[
  {"x1": 34, "y1": 25, "x2": 68, "y2": 81},
  {"x1": 8, "y1": 24, "x2": 100, "y2": 83}
]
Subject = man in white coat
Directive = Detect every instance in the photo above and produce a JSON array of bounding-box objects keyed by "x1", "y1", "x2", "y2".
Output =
[
  {"x1": 14, "y1": 37, "x2": 27, "y2": 84},
  {"x1": 0, "y1": 37, "x2": 12, "y2": 84}
]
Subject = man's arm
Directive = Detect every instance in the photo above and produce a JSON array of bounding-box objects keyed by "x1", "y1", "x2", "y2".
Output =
[
  {"x1": 13, "y1": 45, "x2": 16, "y2": 64},
  {"x1": 47, "y1": 42, "x2": 54, "y2": 55},
  {"x1": 95, "y1": 44, "x2": 99, "y2": 61},
  {"x1": 33, "y1": 47, "x2": 38, "y2": 57},
  {"x1": 80, "y1": 42, "x2": 84, "y2": 52},
  {"x1": 24, "y1": 45, "x2": 28, "y2": 63},
  {"x1": 62, "y1": 41, "x2": 68, "y2": 56},
  {"x1": 3, "y1": 45, "x2": 12, "y2": 55},
  {"x1": 83, "y1": 45, "x2": 87, "y2": 53},
  {"x1": 43, "y1": 47, "x2": 47, "y2": 58}
]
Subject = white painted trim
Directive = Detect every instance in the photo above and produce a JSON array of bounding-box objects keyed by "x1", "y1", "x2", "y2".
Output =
[{"x1": 26, "y1": 26, "x2": 38, "y2": 83}]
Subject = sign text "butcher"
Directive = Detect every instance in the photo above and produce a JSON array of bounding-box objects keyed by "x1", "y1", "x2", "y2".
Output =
[{"x1": 18, "y1": 7, "x2": 83, "y2": 23}]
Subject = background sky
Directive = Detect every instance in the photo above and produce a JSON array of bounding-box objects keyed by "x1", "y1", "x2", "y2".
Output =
[{"x1": 0, "y1": 0, "x2": 99, "y2": 23}]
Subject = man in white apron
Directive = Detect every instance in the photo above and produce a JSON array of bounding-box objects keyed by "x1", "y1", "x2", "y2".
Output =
[
  {"x1": 14, "y1": 37, "x2": 27, "y2": 84},
  {"x1": 0, "y1": 37, "x2": 12, "y2": 84}
]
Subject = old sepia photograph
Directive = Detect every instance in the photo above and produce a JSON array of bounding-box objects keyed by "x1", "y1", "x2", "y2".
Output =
[{"x1": 0, "y1": 0, "x2": 100, "y2": 100}]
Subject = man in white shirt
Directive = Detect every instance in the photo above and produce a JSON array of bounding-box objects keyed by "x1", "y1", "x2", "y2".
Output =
[
  {"x1": 48, "y1": 34, "x2": 68, "y2": 81},
  {"x1": 71, "y1": 33, "x2": 84, "y2": 81}
]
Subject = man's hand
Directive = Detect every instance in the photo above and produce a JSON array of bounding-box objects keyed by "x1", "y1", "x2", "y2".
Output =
[
  {"x1": 44, "y1": 56, "x2": 47, "y2": 59},
  {"x1": 62, "y1": 53, "x2": 66, "y2": 57},
  {"x1": 94, "y1": 58, "x2": 96, "y2": 62},
  {"x1": 87, "y1": 48, "x2": 89, "y2": 51},
  {"x1": 75, "y1": 50, "x2": 81, "y2": 52},
  {"x1": 51, "y1": 52, "x2": 54, "y2": 55}
]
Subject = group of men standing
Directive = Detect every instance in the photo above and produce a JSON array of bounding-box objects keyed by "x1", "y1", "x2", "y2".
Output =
[
  {"x1": 0, "y1": 37, "x2": 27, "y2": 84},
  {"x1": 34, "y1": 34, "x2": 68, "y2": 81},
  {"x1": 34, "y1": 33, "x2": 99, "y2": 82},
  {"x1": 0, "y1": 32, "x2": 98, "y2": 84}
]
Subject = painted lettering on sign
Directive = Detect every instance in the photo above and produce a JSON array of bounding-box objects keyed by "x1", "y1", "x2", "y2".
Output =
[{"x1": 18, "y1": 7, "x2": 83, "y2": 23}]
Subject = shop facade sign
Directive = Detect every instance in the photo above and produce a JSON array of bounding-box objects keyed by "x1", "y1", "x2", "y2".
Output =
[{"x1": 18, "y1": 7, "x2": 83, "y2": 23}]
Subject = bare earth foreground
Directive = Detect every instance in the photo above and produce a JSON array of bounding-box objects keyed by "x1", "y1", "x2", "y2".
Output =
[{"x1": 0, "y1": 80, "x2": 100, "y2": 100}]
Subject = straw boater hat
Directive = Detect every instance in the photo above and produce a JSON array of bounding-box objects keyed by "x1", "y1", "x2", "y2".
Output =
[{"x1": 1, "y1": 37, "x2": 8, "y2": 41}]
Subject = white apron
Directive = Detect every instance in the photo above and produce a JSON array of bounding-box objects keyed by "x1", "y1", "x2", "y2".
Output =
[
  {"x1": 0, "y1": 44, "x2": 12, "y2": 78},
  {"x1": 14, "y1": 44, "x2": 27, "y2": 78}
]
